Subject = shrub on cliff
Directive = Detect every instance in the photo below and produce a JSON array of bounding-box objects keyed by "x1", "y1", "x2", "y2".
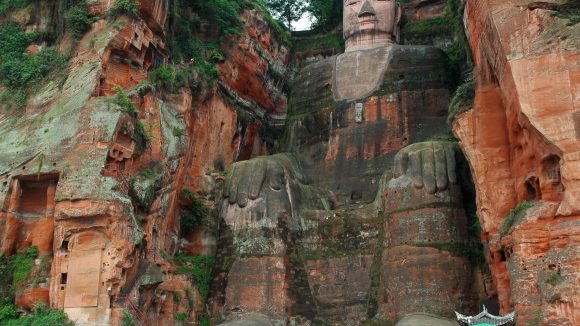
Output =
[
  {"x1": 12, "y1": 246, "x2": 38, "y2": 290},
  {"x1": 500, "y1": 201, "x2": 535, "y2": 236},
  {"x1": 191, "y1": 0, "x2": 244, "y2": 36},
  {"x1": 447, "y1": 79, "x2": 475, "y2": 123},
  {"x1": 121, "y1": 311, "x2": 138, "y2": 326},
  {"x1": 0, "y1": 304, "x2": 74, "y2": 326},
  {"x1": 174, "y1": 254, "x2": 215, "y2": 300},
  {"x1": 0, "y1": 47, "x2": 67, "y2": 87},
  {"x1": 179, "y1": 189, "x2": 210, "y2": 234},
  {"x1": 152, "y1": 39, "x2": 221, "y2": 93},
  {"x1": 65, "y1": 1, "x2": 96, "y2": 40},
  {"x1": 0, "y1": 23, "x2": 68, "y2": 111},
  {"x1": 308, "y1": 0, "x2": 342, "y2": 31},
  {"x1": 0, "y1": 255, "x2": 15, "y2": 306},
  {"x1": 0, "y1": 0, "x2": 30, "y2": 17},
  {"x1": 109, "y1": 0, "x2": 140, "y2": 19},
  {"x1": 111, "y1": 85, "x2": 139, "y2": 115}
]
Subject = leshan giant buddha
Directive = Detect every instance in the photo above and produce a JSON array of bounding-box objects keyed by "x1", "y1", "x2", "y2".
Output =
[{"x1": 213, "y1": 1, "x2": 478, "y2": 324}]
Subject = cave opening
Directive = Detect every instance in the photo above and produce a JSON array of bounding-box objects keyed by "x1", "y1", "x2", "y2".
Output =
[{"x1": 524, "y1": 176, "x2": 541, "y2": 201}]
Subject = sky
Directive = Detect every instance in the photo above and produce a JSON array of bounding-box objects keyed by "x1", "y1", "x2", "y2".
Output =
[{"x1": 292, "y1": 13, "x2": 313, "y2": 31}]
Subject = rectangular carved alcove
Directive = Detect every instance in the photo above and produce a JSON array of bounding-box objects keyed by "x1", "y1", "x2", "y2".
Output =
[{"x1": 12, "y1": 174, "x2": 59, "y2": 218}]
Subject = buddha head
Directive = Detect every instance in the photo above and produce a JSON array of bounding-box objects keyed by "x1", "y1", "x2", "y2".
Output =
[{"x1": 343, "y1": 0, "x2": 401, "y2": 52}]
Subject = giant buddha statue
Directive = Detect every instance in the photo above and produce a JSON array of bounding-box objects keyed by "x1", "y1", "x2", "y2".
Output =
[{"x1": 213, "y1": 1, "x2": 477, "y2": 324}]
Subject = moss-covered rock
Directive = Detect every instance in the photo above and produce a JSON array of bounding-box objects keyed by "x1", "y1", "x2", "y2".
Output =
[{"x1": 129, "y1": 164, "x2": 164, "y2": 213}]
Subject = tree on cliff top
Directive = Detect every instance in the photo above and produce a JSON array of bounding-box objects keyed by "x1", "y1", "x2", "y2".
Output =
[
  {"x1": 263, "y1": 0, "x2": 307, "y2": 30},
  {"x1": 308, "y1": 0, "x2": 342, "y2": 31}
]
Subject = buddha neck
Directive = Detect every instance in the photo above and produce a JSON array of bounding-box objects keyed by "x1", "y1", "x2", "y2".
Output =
[{"x1": 345, "y1": 32, "x2": 396, "y2": 53}]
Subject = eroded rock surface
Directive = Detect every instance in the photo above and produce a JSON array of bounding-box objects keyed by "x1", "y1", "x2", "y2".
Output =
[{"x1": 452, "y1": 0, "x2": 579, "y2": 324}]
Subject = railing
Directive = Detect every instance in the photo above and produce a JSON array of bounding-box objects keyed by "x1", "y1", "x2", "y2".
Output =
[
  {"x1": 118, "y1": 295, "x2": 147, "y2": 326},
  {"x1": 115, "y1": 259, "x2": 154, "y2": 325}
]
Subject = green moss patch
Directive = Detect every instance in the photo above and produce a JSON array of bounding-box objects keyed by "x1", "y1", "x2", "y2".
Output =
[
  {"x1": 174, "y1": 254, "x2": 215, "y2": 300},
  {"x1": 291, "y1": 33, "x2": 344, "y2": 55},
  {"x1": 179, "y1": 189, "x2": 210, "y2": 235},
  {"x1": 448, "y1": 79, "x2": 475, "y2": 122},
  {"x1": 500, "y1": 201, "x2": 535, "y2": 236}
]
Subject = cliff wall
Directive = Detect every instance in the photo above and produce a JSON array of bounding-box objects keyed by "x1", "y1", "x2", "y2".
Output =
[
  {"x1": 0, "y1": 0, "x2": 289, "y2": 324},
  {"x1": 452, "y1": 0, "x2": 579, "y2": 324}
]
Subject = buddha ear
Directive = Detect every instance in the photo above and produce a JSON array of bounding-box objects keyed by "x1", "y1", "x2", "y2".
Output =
[
  {"x1": 395, "y1": 4, "x2": 402, "y2": 43},
  {"x1": 396, "y1": 3, "x2": 402, "y2": 25}
]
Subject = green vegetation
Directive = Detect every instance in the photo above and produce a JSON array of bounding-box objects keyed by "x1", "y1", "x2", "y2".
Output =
[
  {"x1": 0, "y1": 304, "x2": 74, "y2": 326},
  {"x1": 500, "y1": 201, "x2": 535, "y2": 236},
  {"x1": 109, "y1": 0, "x2": 140, "y2": 19},
  {"x1": 174, "y1": 312, "x2": 188, "y2": 321},
  {"x1": 0, "y1": 304, "x2": 18, "y2": 321},
  {"x1": 174, "y1": 254, "x2": 215, "y2": 300},
  {"x1": 308, "y1": 0, "x2": 342, "y2": 31},
  {"x1": 545, "y1": 270, "x2": 564, "y2": 285},
  {"x1": 12, "y1": 246, "x2": 38, "y2": 289},
  {"x1": 170, "y1": 0, "x2": 243, "y2": 42},
  {"x1": 0, "y1": 47, "x2": 66, "y2": 87},
  {"x1": 401, "y1": 0, "x2": 471, "y2": 64},
  {"x1": 151, "y1": 38, "x2": 223, "y2": 93},
  {"x1": 121, "y1": 310, "x2": 138, "y2": 326},
  {"x1": 179, "y1": 189, "x2": 210, "y2": 234},
  {"x1": 291, "y1": 33, "x2": 344, "y2": 54},
  {"x1": 30, "y1": 256, "x2": 50, "y2": 287},
  {"x1": 136, "y1": 120, "x2": 155, "y2": 143},
  {"x1": 553, "y1": 0, "x2": 580, "y2": 25},
  {"x1": 0, "y1": 89, "x2": 27, "y2": 111},
  {"x1": 111, "y1": 85, "x2": 139, "y2": 115},
  {"x1": 448, "y1": 79, "x2": 475, "y2": 122},
  {"x1": 0, "y1": 23, "x2": 67, "y2": 112},
  {"x1": 173, "y1": 126, "x2": 184, "y2": 137},
  {"x1": 65, "y1": 1, "x2": 96, "y2": 40},
  {"x1": 528, "y1": 308, "x2": 544, "y2": 326},
  {"x1": 263, "y1": 0, "x2": 306, "y2": 29},
  {"x1": 200, "y1": 315, "x2": 210, "y2": 326},
  {"x1": 0, "y1": 255, "x2": 14, "y2": 305},
  {"x1": 0, "y1": 0, "x2": 30, "y2": 17},
  {"x1": 402, "y1": 15, "x2": 455, "y2": 39},
  {"x1": 242, "y1": 0, "x2": 289, "y2": 43},
  {"x1": 399, "y1": 0, "x2": 471, "y2": 89},
  {"x1": 136, "y1": 214, "x2": 146, "y2": 225}
]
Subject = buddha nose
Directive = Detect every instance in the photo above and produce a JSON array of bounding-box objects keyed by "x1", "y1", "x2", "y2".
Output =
[{"x1": 358, "y1": 0, "x2": 377, "y2": 17}]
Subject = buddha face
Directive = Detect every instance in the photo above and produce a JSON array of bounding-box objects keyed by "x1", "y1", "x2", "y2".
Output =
[{"x1": 343, "y1": 0, "x2": 401, "y2": 52}]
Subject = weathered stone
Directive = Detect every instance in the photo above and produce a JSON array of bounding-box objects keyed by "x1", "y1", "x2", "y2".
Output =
[
  {"x1": 218, "y1": 1, "x2": 474, "y2": 321},
  {"x1": 395, "y1": 313, "x2": 456, "y2": 326},
  {"x1": 450, "y1": 1, "x2": 579, "y2": 324}
]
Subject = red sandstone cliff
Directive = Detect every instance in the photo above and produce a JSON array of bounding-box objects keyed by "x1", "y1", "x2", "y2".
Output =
[
  {"x1": 452, "y1": 0, "x2": 579, "y2": 324},
  {"x1": 0, "y1": 0, "x2": 289, "y2": 324}
]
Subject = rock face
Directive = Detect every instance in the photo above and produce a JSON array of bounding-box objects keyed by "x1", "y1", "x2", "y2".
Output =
[
  {"x1": 0, "y1": 1, "x2": 289, "y2": 325},
  {"x1": 452, "y1": 0, "x2": 579, "y2": 324}
]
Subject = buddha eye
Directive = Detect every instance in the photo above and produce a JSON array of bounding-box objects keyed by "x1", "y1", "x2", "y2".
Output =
[{"x1": 348, "y1": 0, "x2": 360, "y2": 5}]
